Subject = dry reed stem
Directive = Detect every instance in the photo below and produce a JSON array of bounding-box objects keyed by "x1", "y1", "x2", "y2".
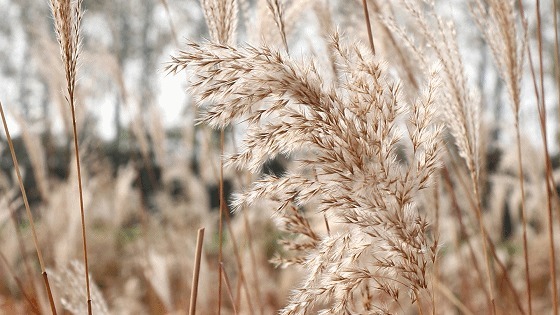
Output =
[
  {"x1": 222, "y1": 201, "x2": 256, "y2": 314},
  {"x1": 469, "y1": 2, "x2": 531, "y2": 308},
  {"x1": 473, "y1": 152, "x2": 495, "y2": 314},
  {"x1": 218, "y1": 129, "x2": 225, "y2": 315},
  {"x1": 515, "y1": 124, "x2": 531, "y2": 314},
  {"x1": 0, "y1": 101, "x2": 57, "y2": 315},
  {"x1": 361, "y1": 0, "x2": 375, "y2": 54},
  {"x1": 238, "y1": 170, "x2": 264, "y2": 314},
  {"x1": 230, "y1": 131, "x2": 263, "y2": 314},
  {"x1": 242, "y1": 209, "x2": 263, "y2": 314},
  {"x1": 533, "y1": 1, "x2": 559, "y2": 312},
  {"x1": 70, "y1": 80, "x2": 91, "y2": 315},
  {"x1": 431, "y1": 185, "x2": 439, "y2": 315},
  {"x1": 445, "y1": 143, "x2": 524, "y2": 313},
  {"x1": 485, "y1": 230, "x2": 526, "y2": 314},
  {"x1": 197, "y1": 0, "x2": 239, "y2": 310},
  {"x1": 42, "y1": 272, "x2": 58, "y2": 315},
  {"x1": 48, "y1": 0, "x2": 91, "y2": 312},
  {"x1": 132, "y1": 152, "x2": 164, "y2": 314},
  {"x1": 441, "y1": 165, "x2": 490, "y2": 302},
  {"x1": 220, "y1": 263, "x2": 239, "y2": 315},
  {"x1": 554, "y1": 0, "x2": 560, "y2": 145},
  {"x1": 189, "y1": 228, "x2": 205, "y2": 315}
]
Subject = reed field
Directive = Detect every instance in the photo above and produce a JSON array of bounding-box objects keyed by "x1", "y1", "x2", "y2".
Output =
[{"x1": 1, "y1": 0, "x2": 560, "y2": 314}]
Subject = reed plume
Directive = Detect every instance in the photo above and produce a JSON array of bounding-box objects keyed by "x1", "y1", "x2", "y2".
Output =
[
  {"x1": 48, "y1": 0, "x2": 91, "y2": 313},
  {"x1": 471, "y1": 0, "x2": 531, "y2": 312},
  {"x1": 168, "y1": 31, "x2": 444, "y2": 313}
]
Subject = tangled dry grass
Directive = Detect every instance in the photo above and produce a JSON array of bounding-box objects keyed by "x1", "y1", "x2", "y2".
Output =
[{"x1": 1, "y1": 0, "x2": 560, "y2": 314}]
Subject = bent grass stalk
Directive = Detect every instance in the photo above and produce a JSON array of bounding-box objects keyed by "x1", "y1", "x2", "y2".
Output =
[{"x1": 0, "y1": 102, "x2": 57, "y2": 315}]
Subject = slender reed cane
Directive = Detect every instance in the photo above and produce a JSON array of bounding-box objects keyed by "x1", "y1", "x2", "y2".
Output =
[{"x1": 0, "y1": 102, "x2": 57, "y2": 315}]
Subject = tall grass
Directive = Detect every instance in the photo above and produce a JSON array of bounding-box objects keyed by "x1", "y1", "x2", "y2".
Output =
[
  {"x1": 1, "y1": 0, "x2": 560, "y2": 313},
  {"x1": 168, "y1": 32, "x2": 444, "y2": 312},
  {"x1": 48, "y1": 0, "x2": 91, "y2": 313}
]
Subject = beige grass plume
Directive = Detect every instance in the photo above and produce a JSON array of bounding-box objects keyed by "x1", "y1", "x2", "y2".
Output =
[
  {"x1": 48, "y1": 0, "x2": 92, "y2": 313},
  {"x1": 168, "y1": 30, "x2": 444, "y2": 313}
]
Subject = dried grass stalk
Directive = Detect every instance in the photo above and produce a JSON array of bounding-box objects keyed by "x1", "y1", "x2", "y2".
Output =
[
  {"x1": 470, "y1": 1, "x2": 531, "y2": 313},
  {"x1": 0, "y1": 102, "x2": 57, "y2": 315},
  {"x1": 48, "y1": 0, "x2": 91, "y2": 313}
]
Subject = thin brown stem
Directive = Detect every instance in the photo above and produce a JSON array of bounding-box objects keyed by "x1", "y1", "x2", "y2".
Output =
[
  {"x1": 223, "y1": 204, "x2": 256, "y2": 314},
  {"x1": 189, "y1": 228, "x2": 205, "y2": 315},
  {"x1": 443, "y1": 145, "x2": 495, "y2": 309},
  {"x1": 471, "y1": 162, "x2": 496, "y2": 315},
  {"x1": 69, "y1": 93, "x2": 92, "y2": 315},
  {"x1": 446, "y1": 145, "x2": 522, "y2": 313},
  {"x1": 432, "y1": 185, "x2": 439, "y2": 315},
  {"x1": 220, "y1": 263, "x2": 239, "y2": 315},
  {"x1": 49, "y1": 0, "x2": 91, "y2": 310},
  {"x1": 0, "y1": 102, "x2": 44, "y2": 271},
  {"x1": 441, "y1": 166, "x2": 490, "y2": 304},
  {"x1": 535, "y1": 0, "x2": 559, "y2": 312},
  {"x1": 237, "y1": 146, "x2": 264, "y2": 314},
  {"x1": 361, "y1": 0, "x2": 376, "y2": 54},
  {"x1": 241, "y1": 207, "x2": 263, "y2": 314},
  {"x1": 484, "y1": 227, "x2": 526, "y2": 315},
  {"x1": 554, "y1": 0, "x2": 560, "y2": 151},
  {"x1": 514, "y1": 119, "x2": 532, "y2": 315},
  {"x1": 43, "y1": 271, "x2": 58, "y2": 315},
  {"x1": 0, "y1": 102, "x2": 57, "y2": 315},
  {"x1": 218, "y1": 129, "x2": 225, "y2": 315}
]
